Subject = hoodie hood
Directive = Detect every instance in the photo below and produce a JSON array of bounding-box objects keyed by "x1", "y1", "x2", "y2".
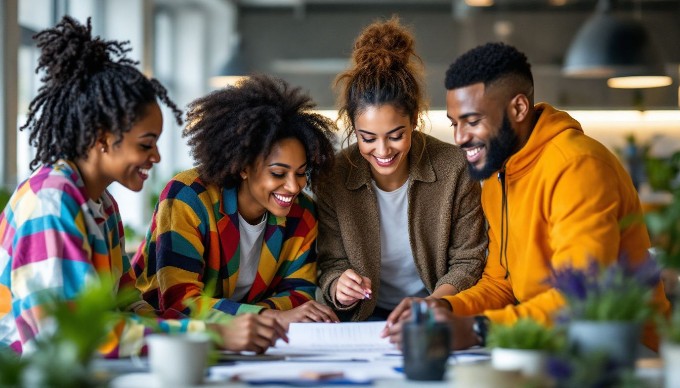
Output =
[{"x1": 505, "y1": 103, "x2": 583, "y2": 178}]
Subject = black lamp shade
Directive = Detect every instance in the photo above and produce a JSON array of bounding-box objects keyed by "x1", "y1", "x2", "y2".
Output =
[{"x1": 563, "y1": 12, "x2": 666, "y2": 78}]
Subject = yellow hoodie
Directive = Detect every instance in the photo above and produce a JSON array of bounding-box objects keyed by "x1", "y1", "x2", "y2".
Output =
[{"x1": 444, "y1": 103, "x2": 669, "y2": 350}]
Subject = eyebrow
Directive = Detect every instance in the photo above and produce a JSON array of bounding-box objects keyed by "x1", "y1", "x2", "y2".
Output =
[
  {"x1": 447, "y1": 113, "x2": 481, "y2": 122},
  {"x1": 357, "y1": 126, "x2": 405, "y2": 136},
  {"x1": 268, "y1": 162, "x2": 308, "y2": 170},
  {"x1": 138, "y1": 133, "x2": 159, "y2": 139}
]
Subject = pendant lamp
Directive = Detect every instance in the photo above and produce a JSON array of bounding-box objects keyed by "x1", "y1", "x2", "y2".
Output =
[
  {"x1": 562, "y1": 0, "x2": 671, "y2": 89},
  {"x1": 210, "y1": 38, "x2": 248, "y2": 88}
]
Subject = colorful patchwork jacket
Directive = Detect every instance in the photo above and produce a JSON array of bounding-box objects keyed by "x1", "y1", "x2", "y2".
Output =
[
  {"x1": 132, "y1": 168, "x2": 318, "y2": 317},
  {"x1": 0, "y1": 160, "x2": 204, "y2": 357}
]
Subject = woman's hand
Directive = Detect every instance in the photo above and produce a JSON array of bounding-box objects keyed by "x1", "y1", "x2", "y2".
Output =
[
  {"x1": 333, "y1": 269, "x2": 372, "y2": 306},
  {"x1": 208, "y1": 313, "x2": 288, "y2": 354},
  {"x1": 261, "y1": 300, "x2": 340, "y2": 330}
]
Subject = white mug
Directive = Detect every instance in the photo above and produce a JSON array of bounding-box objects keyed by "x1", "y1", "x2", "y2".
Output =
[{"x1": 146, "y1": 333, "x2": 211, "y2": 386}]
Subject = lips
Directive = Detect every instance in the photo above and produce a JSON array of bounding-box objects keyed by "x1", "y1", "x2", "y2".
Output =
[
  {"x1": 273, "y1": 193, "x2": 295, "y2": 207},
  {"x1": 464, "y1": 146, "x2": 484, "y2": 165},
  {"x1": 374, "y1": 154, "x2": 397, "y2": 167},
  {"x1": 138, "y1": 167, "x2": 150, "y2": 180}
]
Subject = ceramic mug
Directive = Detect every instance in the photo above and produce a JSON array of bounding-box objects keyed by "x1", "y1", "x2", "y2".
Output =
[
  {"x1": 402, "y1": 322, "x2": 451, "y2": 381},
  {"x1": 146, "y1": 333, "x2": 211, "y2": 386}
]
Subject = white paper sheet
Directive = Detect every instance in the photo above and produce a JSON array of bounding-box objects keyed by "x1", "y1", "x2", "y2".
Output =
[
  {"x1": 272, "y1": 321, "x2": 397, "y2": 353},
  {"x1": 209, "y1": 359, "x2": 404, "y2": 383}
]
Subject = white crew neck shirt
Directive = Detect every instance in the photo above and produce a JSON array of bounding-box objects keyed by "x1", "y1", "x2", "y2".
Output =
[
  {"x1": 372, "y1": 179, "x2": 427, "y2": 310},
  {"x1": 231, "y1": 213, "x2": 267, "y2": 301}
]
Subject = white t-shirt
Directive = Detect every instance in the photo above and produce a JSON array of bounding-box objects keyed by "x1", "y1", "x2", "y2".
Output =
[
  {"x1": 372, "y1": 179, "x2": 427, "y2": 310},
  {"x1": 231, "y1": 213, "x2": 267, "y2": 301}
]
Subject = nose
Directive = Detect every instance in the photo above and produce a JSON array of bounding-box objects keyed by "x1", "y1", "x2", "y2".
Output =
[
  {"x1": 151, "y1": 146, "x2": 161, "y2": 164},
  {"x1": 376, "y1": 139, "x2": 389, "y2": 156},
  {"x1": 284, "y1": 174, "x2": 304, "y2": 193},
  {"x1": 453, "y1": 125, "x2": 469, "y2": 147}
]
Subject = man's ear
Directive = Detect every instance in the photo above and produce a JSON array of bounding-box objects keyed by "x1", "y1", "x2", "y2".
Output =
[{"x1": 508, "y1": 93, "x2": 530, "y2": 123}]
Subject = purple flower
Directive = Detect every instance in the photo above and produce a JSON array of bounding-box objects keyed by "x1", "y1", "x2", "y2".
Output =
[
  {"x1": 549, "y1": 253, "x2": 659, "y2": 322},
  {"x1": 546, "y1": 356, "x2": 572, "y2": 380},
  {"x1": 550, "y1": 266, "x2": 589, "y2": 301}
]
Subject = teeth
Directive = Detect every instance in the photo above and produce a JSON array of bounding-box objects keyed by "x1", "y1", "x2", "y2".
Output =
[
  {"x1": 375, "y1": 155, "x2": 395, "y2": 164},
  {"x1": 274, "y1": 193, "x2": 293, "y2": 203},
  {"x1": 139, "y1": 168, "x2": 150, "y2": 175},
  {"x1": 466, "y1": 147, "x2": 482, "y2": 157}
]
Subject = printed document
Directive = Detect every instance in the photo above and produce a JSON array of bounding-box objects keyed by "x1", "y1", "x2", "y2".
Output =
[{"x1": 271, "y1": 321, "x2": 396, "y2": 353}]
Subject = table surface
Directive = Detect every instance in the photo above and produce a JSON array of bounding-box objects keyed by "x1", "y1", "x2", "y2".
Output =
[{"x1": 94, "y1": 355, "x2": 665, "y2": 388}]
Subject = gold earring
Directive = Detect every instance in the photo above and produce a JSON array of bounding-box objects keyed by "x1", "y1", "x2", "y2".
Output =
[{"x1": 101, "y1": 147, "x2": 106, "y2": 152}]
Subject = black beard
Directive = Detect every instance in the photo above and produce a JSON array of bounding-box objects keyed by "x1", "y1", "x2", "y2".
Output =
[{"x1": 467, "y1": 114, "x2": 519, "y2": 181}]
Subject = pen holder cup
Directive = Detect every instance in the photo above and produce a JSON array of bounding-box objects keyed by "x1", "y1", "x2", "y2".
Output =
[{"x1": 402, "y1": 321, "x2": 451, "y2": 381}]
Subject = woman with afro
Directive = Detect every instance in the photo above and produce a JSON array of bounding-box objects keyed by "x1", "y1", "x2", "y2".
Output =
[
  {"x1": 0, "y1": 16, "x2": 286, "y2": 357},
  {"x1": 133, "y1": 74, "x2": 340, "y2": 328},
  {"x1": 316, "y1": 18, "x2": 487, "y2": 322}
]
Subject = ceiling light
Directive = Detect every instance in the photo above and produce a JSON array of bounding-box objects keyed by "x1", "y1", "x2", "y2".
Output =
[
  {"x1": 562, "y1": 0, "x2": 671, "y2": 89},
  {"x1": 210, "y1": 39, "x2": 248, "y2": 88},
  {"x1": 607, "y1": 75, "x2": 672, "y2": 89},
  {"x1": 465, "y1": 0, "x2": 494, "y2": 7}
]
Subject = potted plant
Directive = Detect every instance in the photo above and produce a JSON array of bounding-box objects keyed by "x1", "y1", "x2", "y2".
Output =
[
  {"x1": 487, "y1": 318, "x2": 564, "y2": 378},
  {"x1": 655, "y1": 304, "x2": 680, "y2": 388},
  {"x1": 551, "y1": 257, "x2": 660, "y2": 370},
  {"x1": 0, "y1": 276, "x2": 133, "y2": 387}
]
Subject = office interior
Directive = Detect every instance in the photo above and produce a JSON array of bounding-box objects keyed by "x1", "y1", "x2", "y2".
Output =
[{"x1": 2, "y1": 0, "x2": 680, "y2": 237}]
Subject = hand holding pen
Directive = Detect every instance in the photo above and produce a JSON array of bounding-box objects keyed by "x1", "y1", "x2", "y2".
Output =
[{"x1": 334, "y1": 269, "x2": 372, "y2": 306}]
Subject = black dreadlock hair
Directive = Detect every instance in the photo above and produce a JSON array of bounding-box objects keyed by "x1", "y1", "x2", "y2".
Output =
[{"x1": 21, "y1": 16, "x2": 183, "y2": 170}]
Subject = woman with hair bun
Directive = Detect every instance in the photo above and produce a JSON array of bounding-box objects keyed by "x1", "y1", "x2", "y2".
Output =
[
  {"x1": 316, "y1": 17, "x2": 487, "y2": 321},
  {"x1": 0, "y1": 16, "x2": 286, "y2": 357},
  {"x1": 132, "y1": 74, "x2": 340, "y2": 329}
]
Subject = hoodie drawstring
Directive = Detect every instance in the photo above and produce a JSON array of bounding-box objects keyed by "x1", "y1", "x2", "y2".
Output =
[{"x1": 498, "y1": 167, "x2": 510, "y2": 279}]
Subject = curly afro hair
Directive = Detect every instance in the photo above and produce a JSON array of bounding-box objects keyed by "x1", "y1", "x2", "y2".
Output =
[
  {"x1": 21, "y1": 16, "x2": 182, "y2": 170},
  {"x1": 445, "y1": 42, "x2": 533, "y2": 95},
  {"x1": 183, "y1": 74, "x2": 337, "y2": 191},
  {"x1": 335, "y1": 16, "x2": 427, "y2": 144}
]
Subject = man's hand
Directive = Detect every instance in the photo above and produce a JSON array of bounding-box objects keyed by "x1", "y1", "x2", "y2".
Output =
[
  {"x1": 383, "y1": 297, "x2": 451, "y2": 332},
  {"x1": 208, "y1": 313, "x2": 288, "y2": 354},
  {"x1": 380, "y1": 298, "x2": 479, "y2": 350}
]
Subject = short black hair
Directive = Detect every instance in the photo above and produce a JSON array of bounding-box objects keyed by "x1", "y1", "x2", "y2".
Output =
[
  {"x1": 21, "y1": 16, "x2": 182, "y2": 170},
  {"x1": 183, "y1": 74, "x2": 337, "y2": 191},
  {"x1": 445, "y1": 42, "x2": 533, "y2": 92}
]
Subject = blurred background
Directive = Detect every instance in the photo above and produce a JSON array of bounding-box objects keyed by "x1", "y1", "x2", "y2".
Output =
[{"x1": 1, "y1": 0, "x2": 679, "y2": 239}]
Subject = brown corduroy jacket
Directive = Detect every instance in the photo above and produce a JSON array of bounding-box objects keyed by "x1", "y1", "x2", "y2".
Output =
[{"x1": 316, "y1": 132, "x2": 487, "y2": 321}]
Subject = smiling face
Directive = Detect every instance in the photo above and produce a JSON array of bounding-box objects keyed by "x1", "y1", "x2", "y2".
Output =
[
  {"x1": 354, "y1": 104, "x2": 413, "y2": 191},
  {"x1": 237, "y1": 137, "x2": 308, "y2": 224},
  {"x1": 100, "y1": 102, "x2": 163, "y2": 192},
  {"x1": 446, "y1": 83, "x2": 519, "y2": 181}
]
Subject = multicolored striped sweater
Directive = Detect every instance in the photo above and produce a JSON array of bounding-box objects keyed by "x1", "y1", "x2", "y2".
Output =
[
  {"x1": 132, "y1": 168, "x2": 318, "y2": 317},
  {"x1": 0, "y1": 160, "x2": 204, "y2": 357}
]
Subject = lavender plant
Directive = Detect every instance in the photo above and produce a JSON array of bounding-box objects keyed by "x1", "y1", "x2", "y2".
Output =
[{"x1": 550, "y1": 256, "x2": 660, "y2": 323}]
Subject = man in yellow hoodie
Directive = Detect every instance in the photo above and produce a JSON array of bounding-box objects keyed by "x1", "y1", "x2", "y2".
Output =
[{"x1": 384, "y1": 42, "x2": 669, "y2": 351}]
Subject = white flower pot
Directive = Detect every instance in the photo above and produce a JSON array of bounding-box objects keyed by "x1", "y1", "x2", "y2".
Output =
[
  {"x1": 491, "y1": 348, "x2": 548, "y2": 377},
  {"x1": 146, "y1": 333, "x2": 211, "y2": 386},
  {"x1": 661, "y1": 341, "x2": 680, "y2": 388}
]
